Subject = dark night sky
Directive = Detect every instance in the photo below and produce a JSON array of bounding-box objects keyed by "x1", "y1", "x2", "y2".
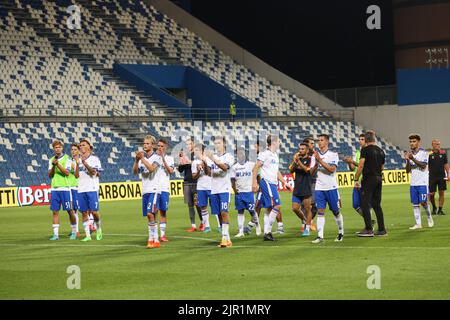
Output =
[{"x1": 172, "y1": 0, "x2": 396, "y2": 90}]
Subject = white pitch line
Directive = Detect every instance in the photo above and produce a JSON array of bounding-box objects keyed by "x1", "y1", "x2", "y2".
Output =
[{"x1": 105, "y1": 233, "x2": 217, "y2": 242}]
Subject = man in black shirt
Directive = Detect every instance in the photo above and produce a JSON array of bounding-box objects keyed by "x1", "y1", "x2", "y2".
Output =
[
  {"x1": 354, "y1": 131, "x2": 387, "y2": 237},
  {"x1": 178, "y1": 138, "x2": 203, "y2": 232},
  {"x1": 302, "y1": 137, "x2": 318, "y2": 231},
  {"x1": 429, "y1": 139, "x2": 449, "y2": 215},
  {"x1": 289, "y1": 143, "x2": 316, "y2": 237}
]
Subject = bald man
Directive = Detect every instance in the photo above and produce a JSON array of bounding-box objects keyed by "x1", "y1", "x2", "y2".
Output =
[{"x1": 428, "y1": 140, "x2": 449, "y2": 215}]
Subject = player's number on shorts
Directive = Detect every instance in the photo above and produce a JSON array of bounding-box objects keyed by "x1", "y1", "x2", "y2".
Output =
[
  {"x1": 65, "y1": 202, "x2": 70, "y2": 209},
  {"x1": 221, "y1": 202, "x2": 228, "y2": 211},
  {"x1": 421, "y1": 194, "x2": 427, "y2": 202},
  {"x1": 249, "y1": 203, "x2": 255, "y2": 211}
]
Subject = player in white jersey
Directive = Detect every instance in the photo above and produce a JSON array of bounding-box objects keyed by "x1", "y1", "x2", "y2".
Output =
[
  {"x1": 132, "y1": 135, "x2": 161, "y2": 249},
  {"x1": 192, "y1": 143, "x2": 215, "y2": 233},
  {"x1": 78, "y1": 139, "x2": 103, "y2": 242},
  {"x1": 311, "y1": 134, "x2": 344, "y2": 244},
  {"x1": 204, "y1": 136, "x2": 235, "y2": 248},
  {"x1": 252, "y1": 135, "x2": 292, "y2": 242},
  {"x1": 231, "y1": 146, "x2": 260, "y2": 237},
  {"x1": 156, "y1": 138, "x2": 175, "y2": 242},
  {"x1": 405, "y1": 134, "x2": 433, "y2": 229}
]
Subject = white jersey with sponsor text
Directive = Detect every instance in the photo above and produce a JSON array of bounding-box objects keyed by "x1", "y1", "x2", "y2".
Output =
[
  {"x1": 208, "y1": 152, "x2": 235, "y2": 194},
  {"x1": 139, "y1": 152, "x2": 160, "y2": 195},
  {"x1": 191, "y1": 158, "x2": 212, "y2": 191},
  {"x1": 409, "y1": 148, "x2": 429, "y2": 186},
  {"x1": 231, "y1": 161, "x2": 254, "y2": 193},
  {"x1": 78, "y1": 154, "x2": 103, "y2": 193},
  {"x1": 257, "y1": 149, "x2": 279, "y2": 185},
  {"x1": 315, "y1": 150, "x2": 339, "y2": 191}
]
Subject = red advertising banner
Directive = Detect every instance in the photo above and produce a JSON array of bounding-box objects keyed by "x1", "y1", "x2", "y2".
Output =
[{"x1": 17, "y1": 185, "x2": 52, "y2": 207}]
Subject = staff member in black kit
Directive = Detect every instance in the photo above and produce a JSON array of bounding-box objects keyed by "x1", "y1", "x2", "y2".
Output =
[
  {"x1": 354, "y1": 131, "x2": 387, "y2": 237},
  {"x1": 178, "y1": 137, "x2": 204, "y2": 232},
  {"x1": 429, "y1": 139, "x2": 449, "y2": 215}
]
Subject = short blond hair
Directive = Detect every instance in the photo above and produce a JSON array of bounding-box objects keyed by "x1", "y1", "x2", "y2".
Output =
[
  {"x1": 144, "y1": 135, "x2": 156, "y2": 144},
  {"x1": 52, "y1": 139, "x2": 63, "y2": 148}
]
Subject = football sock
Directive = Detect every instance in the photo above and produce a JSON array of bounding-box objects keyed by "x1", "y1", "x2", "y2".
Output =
[
  {"x1": 334, "y1": 213, "x2": 344, "y2": 235},
  {"x1": 413, "y1": 205, "x2": 421, "y2": 225},
  {"x1": 268, "y1": 209, "x2": 279, "y2": 232},
  {"x1": 148, "y1": 222, "x2": 154, "y2": 241},
  {"x1": 83, "y1": 221, "x2": 90, "y2": 238},
  {"x1": 237, "y1": 213, "x2": 245, "y2": 234},
  {"x1": 160, "y1": 222, "x2": 166, "y2": 237},
  {"x1": 317, "y1": 213, "x2": 325, "y2": 238},
  {"x1": 201, "y1": 209, "x2": 210, "y2": 228},
  {"x1": 52, "y1": 224, "x2": 59, "y2": 237},
  {"x1": 151, "y1": 221, "x2": 159, "y2": 242},
  {"x1": 71, "y1": 223, "x2": 77, "y2": 234},
  {"x1": 222, "y1": 223, "x2": 230, "y2": 241}
]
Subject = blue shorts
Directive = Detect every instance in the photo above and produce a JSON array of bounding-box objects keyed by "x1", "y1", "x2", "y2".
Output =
[
  {"x1": 235, "y1": 192, "x2": 255, "y2": 211},
  {"x1": 156, "y1": 191, "x2": 170, "y2": 212},
  {"x1": 78, "y1": 191, "x2": 99, "y2": 212},
  {"x1": 50, "y1": 190, "x2": 72, "y2": 212},
  {"x1": 70, "y1": 189, "x2": 79, "y2": 211},
  {"x1": 210, "y1": 192, "x2": 230, "y2": 215},
  {"x1": 259, "y1": 179, "x2": 281, "y2": 208},
  {"x1": 352, "y1": 187, "x2": 362, "y2": 210},
  {"x1": 410, "y1": 185, "x2": 428, "y2": 205},
  {"x1": 142, "y1": 192, "x2": 159, "y2": 216},
  {"x1": 315, "y1": 189, "x2": 340, "y2": 213},
  {"x1": 197, "y1": 190, "x2": 211, "y2": 207},
  {"x1": 292, "y1": 195, "x2": 310, "y2": 204}
]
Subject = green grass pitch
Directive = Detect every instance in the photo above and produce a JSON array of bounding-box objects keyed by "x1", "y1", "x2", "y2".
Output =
[{"x1": 0, "y1": 185, "x2": 449, "y2": 300}]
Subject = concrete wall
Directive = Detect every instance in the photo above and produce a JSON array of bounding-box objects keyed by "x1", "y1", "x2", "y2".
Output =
[
  {"x1": 354, "y1": 103, "x2": 450, "y2": 150},
  {"x1": 148, "y1": 0, "x2": 343, "y2": 112}
]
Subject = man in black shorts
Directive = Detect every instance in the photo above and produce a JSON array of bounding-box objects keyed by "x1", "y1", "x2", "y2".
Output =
[
  {"x1": 178, "y1": 137, "x2": 204, "y2": 232},
  {"x1": 429, "y1": 139, "x2": 449, "y2": 215},
  {"x1": 289, "y1": 143, "x2": 315, "y2": 237}
]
